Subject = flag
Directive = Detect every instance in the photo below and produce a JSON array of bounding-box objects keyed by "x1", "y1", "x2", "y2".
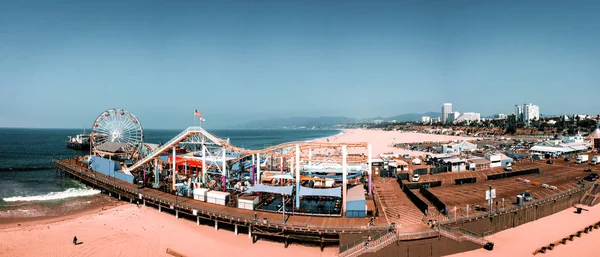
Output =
[{"x1": 194, "y1": 110, "x2": 202, "y2": 117}]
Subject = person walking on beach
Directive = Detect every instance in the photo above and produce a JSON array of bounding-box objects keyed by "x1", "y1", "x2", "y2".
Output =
[{"x1": 73, "y1": 236, "x2": 78, "y2": 245}]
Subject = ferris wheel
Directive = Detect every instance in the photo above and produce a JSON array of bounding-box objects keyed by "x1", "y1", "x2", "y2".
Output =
[{"x1": 91, "y1": 108, "x2": 144, "y2": 157}]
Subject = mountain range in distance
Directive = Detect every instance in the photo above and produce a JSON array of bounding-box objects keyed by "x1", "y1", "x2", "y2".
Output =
[{"x1": 239, "y1": 112, "x2": 442, "y2": 129}]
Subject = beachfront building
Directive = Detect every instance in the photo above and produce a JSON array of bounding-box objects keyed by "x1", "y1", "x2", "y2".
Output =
[
  {"x1": 589, "y1": 123, "x2": 600, "y2": 150},
  {"x1": 494, "y1": 114, "x2": 506, "y2": 120},
  {"x1": 515, "y1": 105, "x2": 524, "y2": 121},
  {"x1": 442, "y1": 103, "x2": 452, "y2": 123},
  {"x1": 529, "y1": 134, "x2": 588, "y2": 156},
  {"x1": 443, "y1": 157, "x2": 467, "y2": 172},
  {"x1": 441, "y1": 140, "x2": 477, "y2": 154},
  {"x1": 485, "y1": 152, "x2": 513, "y2": 168},
  {"x1": 454, "y1": 112, "x2": 481, "y2": 123},
  {"x1": 523, "y1": 103, "x2": 540, "y2": 125},
  {"x1": 421, "y1": 116, "x2": 431, "y2": 124},
  {"x1": 467, "y1": 158, "x2": 491, "y2": 171},
  {"x1": 447, "y1": 112, "x2": 460, "y2": 123}
]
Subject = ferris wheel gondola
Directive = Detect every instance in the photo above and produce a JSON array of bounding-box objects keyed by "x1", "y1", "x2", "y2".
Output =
[{"x1": 91, "y1": 108, "x2": 144, "y2": 158}]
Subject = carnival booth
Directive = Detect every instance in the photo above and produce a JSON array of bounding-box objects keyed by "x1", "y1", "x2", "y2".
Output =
[
  {"x1": 207, "y1": 191, "x2": 230, "y2": 205},
  {"x1": 237, "y1": 195, "x2": 260, "y2": 210},
  {"x1": 193, "y1": 187, "x2": 210, "y2": 201}
]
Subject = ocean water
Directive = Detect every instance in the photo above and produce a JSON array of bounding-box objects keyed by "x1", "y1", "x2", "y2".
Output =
[{"x1": 0, "y1": 128, "x2": 340, "y2": 209}]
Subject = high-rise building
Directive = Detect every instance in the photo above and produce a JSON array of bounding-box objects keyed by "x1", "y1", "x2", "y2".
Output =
[
  {"x1": 515, "y1": 105, "x2": 523, "y2": 121},
  {"x1": 421, "y1": 116, "x2": 431, "y2": 124},
  {"x1": 523, "y1": 103, "x2": 540, "y2": 124},
  {"x1": 442, "y1": 103, "x2": 452, "y2": 123}
]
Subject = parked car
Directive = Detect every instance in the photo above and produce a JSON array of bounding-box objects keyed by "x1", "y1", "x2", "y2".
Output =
[
  {"x1": 584, "y1": 173, "x2": 599, "y2": 182},
  {"x1": 549, "y1": 185, "x2": 558, "y2": 190},
  {"x1": 504, "y1": 166, "x2": 513, "y2": 171},
  {"x1": 516, "y1": 177, "x2": 524, "y2": 182},
  {"x1": 546, "y1": 160, "x2": 553, "y2": 164},
  {"x1": 520, "y1": 192, "x2": 533, "y2": 201},
  {"x1": 523, "y1": 179, "x2": 531, "y2": 183},
  {"x1": 584, "y1": 168, "x2": 592, "y2": 172},
  {"x1": 540, "y1": 184, "x2": 549, "y2": 188},
  {"x1": 412, "y1": 174, "x2": 420, "y2": 182},
  {"x1": 564, "y1": 157, "x2": 570, "y2": 162}
]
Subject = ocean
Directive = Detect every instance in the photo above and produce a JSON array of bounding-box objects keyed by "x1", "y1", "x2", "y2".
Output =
[{"x1": 0, "y1": 128, "x2": 340, "y2": 217}]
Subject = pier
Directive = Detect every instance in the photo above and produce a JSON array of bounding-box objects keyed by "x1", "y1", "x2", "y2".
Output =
[{"x1": 54, "y1": 158, "x2": 390, "y2": 249}]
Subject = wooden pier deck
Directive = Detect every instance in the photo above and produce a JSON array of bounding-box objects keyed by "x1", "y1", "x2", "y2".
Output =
[{"x1": 54, "y1": 159, "x2": 395, "y2": 247}]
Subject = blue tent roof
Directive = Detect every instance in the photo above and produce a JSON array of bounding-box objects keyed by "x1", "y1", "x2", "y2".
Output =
[
  {"x1": 298, "y1": 186, "x2": 341, "y2": 198},
  {"x1": 247, "y1": 184, "x2": 293, "y2": 195}
]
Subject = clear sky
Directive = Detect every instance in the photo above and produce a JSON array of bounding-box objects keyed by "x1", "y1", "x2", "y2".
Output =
[{"x1": 1, "y1": 0, "x2": 599, "y2": 129}]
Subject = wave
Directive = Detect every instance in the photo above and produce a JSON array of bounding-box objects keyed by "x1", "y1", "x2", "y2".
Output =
[
  {"x1": 0, "y1": 166, "x2": 56, "y2": 172},
  {"x1": 2, "y1": 188, "x2": 101, "y2": 202}
]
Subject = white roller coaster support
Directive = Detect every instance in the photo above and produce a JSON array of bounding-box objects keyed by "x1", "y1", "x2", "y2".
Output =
[
  {"x1": 342, "y1": 145, "x2": 347, "y2": 216},
  {"x1": 172, "y1": 146, "x2": 176, "y2": 190},
  {"x1": 295, "y1": 144, "x2": 300, "y2": 209},
  {"x1": 202, "y1": 144, "x2": 207, "y2": 184},
  {"x1": 257, "y1": 153, "x2": 261, "y2": 184},
  {"x1": 125, "y1": 127, "x2": 222, "y2": 174},
  {"x1": 222, "y1": 146, "x2": 226, "y2": 188}
]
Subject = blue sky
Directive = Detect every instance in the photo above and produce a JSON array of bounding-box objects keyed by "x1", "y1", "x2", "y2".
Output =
[{"x1": 1, "y1": 0, "x2": 599, "y2": 129}]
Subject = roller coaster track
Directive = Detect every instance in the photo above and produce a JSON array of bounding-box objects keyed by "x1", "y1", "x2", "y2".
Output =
[{"x1": 125, "y1": 127, "x2": 369, "y2": 174}]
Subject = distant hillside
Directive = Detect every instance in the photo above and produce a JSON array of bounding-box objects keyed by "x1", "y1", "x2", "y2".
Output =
[
  {"x1": 238, "y1": 112, "x2": 442, "y2": 128},
  {"x1": 384, "y1": 112, "x2": 441, "y2": 122},
  {"x1": 239, "y1": 116, "x2": 358, "y2": 129}
]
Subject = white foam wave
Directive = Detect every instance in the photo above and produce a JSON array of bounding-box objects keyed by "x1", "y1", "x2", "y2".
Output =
[{"x1": 2, "y1": 188, "x2": 101, "y2": 202}]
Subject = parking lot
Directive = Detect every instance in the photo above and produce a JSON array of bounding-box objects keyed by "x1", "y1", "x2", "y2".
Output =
[{"x1": 418, "y1": 158, "x2": 595, "y2": 216}]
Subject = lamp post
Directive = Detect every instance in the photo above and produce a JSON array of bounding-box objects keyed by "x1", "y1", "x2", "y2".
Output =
[
  {"x1": 282, "y1": 193, "x2": 286, "y2": 225},
  {"x1": 488, "y1": 185, "x2": 493, "y2": 215}
]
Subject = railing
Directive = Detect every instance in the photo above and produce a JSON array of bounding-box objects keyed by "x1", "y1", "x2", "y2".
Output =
[
  {"x1": 339, "y1": 229, "x2": 391, "y2": 253},
  {"x1": 338, "y1": 229, "x2": 398, "y2": 257},
  {"x1": 441, "y1": 183, "x2": 592, "y2": 226},
  {"x1": 56, "y1": 159, "x2": 389, "y2": 234}
]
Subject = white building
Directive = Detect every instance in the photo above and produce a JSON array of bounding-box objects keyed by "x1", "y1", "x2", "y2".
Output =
[
  {"x1": 494, "y1": 114, "x2": 506, "y2": 120},
  {"x1": 441, "y1": 140, "x2": 477, "y2": 154},
  {"x1": 485, "y1": 152, "x2": 513, "y2": 168},
  {"x1": 442, "y1": 103, "x2": 452, "y2": 123},
  {"x1": 421, "y1": 116, "x2": 431, "y2": 124},
  {"x1": 455, "y1": 112, "x2": 481, "y2": 123},
  {"x1": 529, "y1": 133, "x2": 587, "y2": 155},
  {"x1": 448, "y1": 111, "x2": 460, "y2": 123},
  {"x1": 515, "y1": 105, "x2": 524, "y2": 121},
  {"x1": 523, "y1": 103, "x2": 540, "y2": 124}
]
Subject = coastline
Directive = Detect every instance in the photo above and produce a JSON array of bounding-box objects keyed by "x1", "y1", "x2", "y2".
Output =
[
  {"x1": 318, "y1": 128, "x2": 473, "y2": 157},
  {"x1": 0, "y1": 194, "x2": 121, "y2": 229}
]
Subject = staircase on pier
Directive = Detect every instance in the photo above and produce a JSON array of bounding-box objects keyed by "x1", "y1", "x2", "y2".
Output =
[
  {"x1": 438, "y1": 225, "x2": 489, "y2": 246},
  {"x1": 338, "y1": 230, "x2": 399, "y2": 257}
]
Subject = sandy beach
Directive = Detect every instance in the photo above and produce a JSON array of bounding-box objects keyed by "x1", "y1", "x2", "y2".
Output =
[
  {"x1": 319, "y1": 129, "x2": 473, "y2": 157},
  {"x1": 0, "y1": 202, "x2": 336, "y2": 257}
]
